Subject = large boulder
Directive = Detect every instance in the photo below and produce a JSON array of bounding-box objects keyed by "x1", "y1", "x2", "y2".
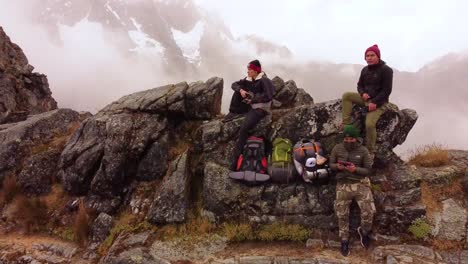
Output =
[
  {"x1": 0, "y1": 27, "x2": 57, "y2": 124},
  {"x1": 59, "y1": 77, "x2": 223, "y2": 215},
  {"x1": 0, "y1": 109, "x2": 81, "y2": 194}
]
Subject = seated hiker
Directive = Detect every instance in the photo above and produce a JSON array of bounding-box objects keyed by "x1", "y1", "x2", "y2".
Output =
[
  {"x1": 329, "y1": 125, "x2": 374, "y2": 256},
  {"x1": 223, "y1": 59, "x2": 274, "y2": 171},
  {"x1": 341, "y1": 44, "x2": 393, "y2": 161}
]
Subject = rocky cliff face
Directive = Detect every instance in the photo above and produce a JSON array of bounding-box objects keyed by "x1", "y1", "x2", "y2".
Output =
[{"x1": 0, "y1": 27, "x2": 57, "y2": 124}]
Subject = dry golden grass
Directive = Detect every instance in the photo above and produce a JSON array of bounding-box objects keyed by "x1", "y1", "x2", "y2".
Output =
[
  {"x1": 408, "y1": 143, "x2": 449, "y2": 167},
  {"x1": 12, "y1": 195, "x2": 48, "y2": 234},
  {"x1": 421, "y1": 182, "x2": 441, "y2": 216},
  {"x1": 42, "y1": 184, "x2": 68, "y2": 213},
  {"x1": 431, "y1": 239, "x2": 463, "y2": 251},
  {"x1": 0, "y1": 175, "x2": 20, "y2": 205},
  {"x1": 74, "y1": 202, "x2": 90, "y2": 247},
  {"x1": 31, "y1": 121, "x2": 81, "y2": 155},
  {"x1": 221, "y1": 223, "x2": 254, "y2": 242},
  {"x1": 421, "y1": 179, "x2": 464, "y2": 217}
]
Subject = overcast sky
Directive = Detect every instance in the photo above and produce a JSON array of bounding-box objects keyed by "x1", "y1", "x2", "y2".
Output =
[{"x1": 195, "y1": 0, "x2": 468, "y2": 71}]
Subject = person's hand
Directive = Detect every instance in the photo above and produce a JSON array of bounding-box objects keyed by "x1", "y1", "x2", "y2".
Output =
[
  {"x1": 368, "y1": 102, "x2": 377, "y2": 112},
  {"x1": 345, "y1": 163, "x2": 356, "y2": 173},
  {"x1": 240, "y1": 89, "x2": 247, "y2": 98},
  {"x1": 362, "y1": 93, "x2": 370, "y2": 101},
  {"x1": 337, "y1": 163, "x2": 346, "y2": 170},
  {"x1": 244, "y1": 98, "x2": 252, "y2": 104}
]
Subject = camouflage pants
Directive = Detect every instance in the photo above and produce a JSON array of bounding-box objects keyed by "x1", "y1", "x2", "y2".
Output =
[{"x1": 334, "y1": 181, "x2": 376, "y2": 241}]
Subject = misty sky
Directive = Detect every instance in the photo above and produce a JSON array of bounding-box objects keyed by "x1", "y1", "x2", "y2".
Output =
[{"x1": 196, "y1": 0, "x2": 468, "y2": 71}]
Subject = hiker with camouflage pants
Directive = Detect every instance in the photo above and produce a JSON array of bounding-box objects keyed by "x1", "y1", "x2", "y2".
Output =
[
  {"x1": 341, "y1": 44, "x2": 393, "y2": 162},
  {"x1": 329, "y1": 125, "x2": 375, "y2": 256}
]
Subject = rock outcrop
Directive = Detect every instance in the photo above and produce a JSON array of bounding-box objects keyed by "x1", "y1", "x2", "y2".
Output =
[
  {"x1": 0, "y1": 109, "x2": 81, "y2": 194},
  {"x1": 53, "y1": 74, "x2": 423, "y2": 238},
  {"x1": 0, "y1": 27, "x2": 57, "y2": 124},
  {"x1": 58, "y1": 77, "x2": 223, "y2": 215}
]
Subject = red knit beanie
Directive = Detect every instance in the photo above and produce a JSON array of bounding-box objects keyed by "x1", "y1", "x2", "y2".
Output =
[
  {"x1": 247, "y1": 59, "x2": 262, "y2": 73},
  {"x1": 365, "y1": 44, "x2": 381, "y2": 59}
]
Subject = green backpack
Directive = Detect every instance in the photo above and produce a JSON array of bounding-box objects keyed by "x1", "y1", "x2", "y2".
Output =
[
  {"x1": 271, "y1": 138, "x2": 293, "y2": 164},
  {"x1": 269, "y1": 138, "x2": 295, "y2": 183}
]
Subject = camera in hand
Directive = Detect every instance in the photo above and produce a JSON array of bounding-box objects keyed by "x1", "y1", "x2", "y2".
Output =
[
  {"x1": 242, "y1": 92, "x2": 254, "y2": 103},
  {"x1": 338, "y1": 161, "x2": 354, "y2": 167}
]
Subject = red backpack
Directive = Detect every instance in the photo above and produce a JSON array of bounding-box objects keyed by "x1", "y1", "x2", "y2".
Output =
[{"x1": 229, "y1": 136, "x2": 270, "y2": 183}]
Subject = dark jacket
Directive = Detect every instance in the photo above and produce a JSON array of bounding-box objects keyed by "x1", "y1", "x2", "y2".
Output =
[
  {"x1": 231, "y1": 72, "x2": 275, "y2": 109},
  {"x1": 357, "y1": 60, "x2": 393, "y2": 107},
  {"x1": 329, "y1": 141, "x2": 372, "y2": 184}
]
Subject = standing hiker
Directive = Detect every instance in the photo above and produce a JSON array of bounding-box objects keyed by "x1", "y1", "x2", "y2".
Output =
[
  {"x1": 223, "y1": 59, "x2": 274, "y2": 171},
  {"x1": 341, "y1": 44, "x2": 393, "y2": 161},
  {"x1": 330, "y1": 125, "x2": 375, "y2": 256}
]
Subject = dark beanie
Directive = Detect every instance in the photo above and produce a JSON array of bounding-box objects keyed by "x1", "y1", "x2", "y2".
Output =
[
  {"x1": 343, "y1": 124, "x2": 360, "y2": 138},
  {"x1": 247, "y1": 59, "x2": 262, "y2": 73},
  {"x1": 365, "y1": 44, "x2": 381, "y2": 59}
]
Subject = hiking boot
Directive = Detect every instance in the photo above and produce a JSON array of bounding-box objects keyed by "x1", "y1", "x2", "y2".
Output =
[
  {"x1": 358, "y1": 227, "x2": 371, "y2": 249},
  {"x1": 340, "y1": 240, "x2": 350, "y2": 256},
  {"x1": 222, "y1": 112, "x2": 241, "y2": 123}
]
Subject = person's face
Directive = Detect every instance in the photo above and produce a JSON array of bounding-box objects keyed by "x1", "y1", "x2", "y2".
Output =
[
  {"x1": 247, "y1": 68, "x2": 258, "y2": 78},
  {"x1": 343, "y1": 136, "x2": 357, "y2": 143},
  {"x1": 365, "y1": 51, "x2": 379, "y2": 65}
]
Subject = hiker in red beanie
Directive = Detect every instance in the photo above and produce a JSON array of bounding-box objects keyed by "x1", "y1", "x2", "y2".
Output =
[
  {"x1": 341, "y1": 44, "x2": 393, "y2": 163},
  {"x1": 223, "y1": 59, "x2": 275, "y2": 171}
]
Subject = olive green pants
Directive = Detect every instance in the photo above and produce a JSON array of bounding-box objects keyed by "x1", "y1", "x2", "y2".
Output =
[{"x1": 342, "y1": 92, "x2": 387, "y2": 154}]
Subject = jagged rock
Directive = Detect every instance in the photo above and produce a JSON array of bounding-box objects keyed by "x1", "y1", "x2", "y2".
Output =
[
  {"x1": 294, "y1": 88, "x2": 314, "y2": 106},
  {"x1": 185, "y1": 77, "x2": 223, "y2": 119},
  {"x1": 432, "y1": 199, "x2": 467, "y2": 241},
  {"x1": 59, "y1": 77, "x2": 222, "y2": 214},
  {"x1": 91, "y1": 213, "x2": 114, "y2": 243},
  {"x1": 99, "y1": 77, "x2": 222, "y2": 120},
  {"x1": 0, "y1": 27, "x2": 57, "y2": 125},
  {"x1": 0, "y1": 109, "x2": 80, "y2": 188},
  {"x1": 275, "y1": 80, "x2": 298, "y2": 107},
  {"x1": 147, "y1": 152, "x2": 190, "y2": 224},
  {"x1": 271, "y1": 77, "x2": 313, "y2": 109}
]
